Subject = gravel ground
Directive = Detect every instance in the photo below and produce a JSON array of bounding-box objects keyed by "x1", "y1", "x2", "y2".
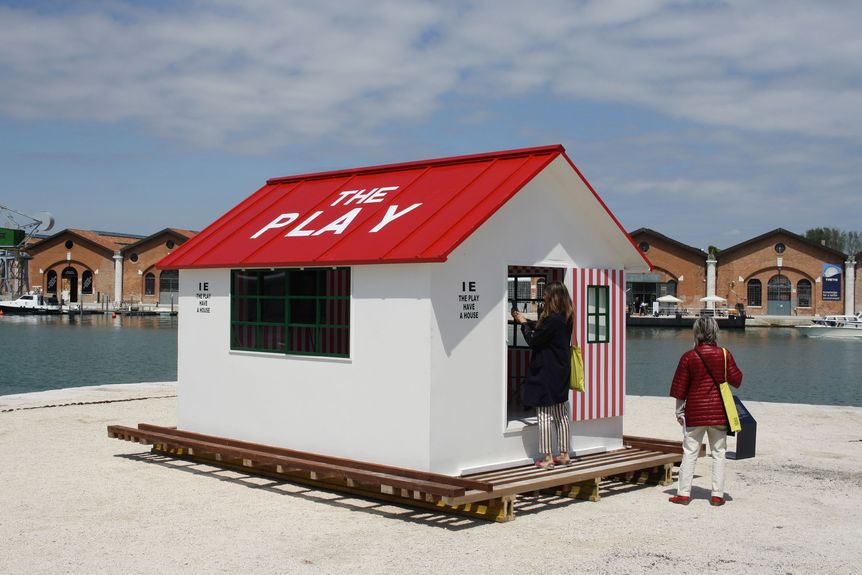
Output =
[{"x1": 1, "y1": 383, "x2": 860, "y2": 575}]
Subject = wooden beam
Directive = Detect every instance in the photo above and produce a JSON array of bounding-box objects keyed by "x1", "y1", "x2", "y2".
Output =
[
  {"x1": 135, "y1": 423, "x2": 492, "y2": 492},
  {"x1": 109, "y1": 425, "x2": 467, "y2": 498}
]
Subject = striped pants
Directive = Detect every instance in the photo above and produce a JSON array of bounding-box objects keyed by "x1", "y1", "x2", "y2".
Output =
[{"x1": 537, "y1": 401, "x2": 570, "y2": 455}]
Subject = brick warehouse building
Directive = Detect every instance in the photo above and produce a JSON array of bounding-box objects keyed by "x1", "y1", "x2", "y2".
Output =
[
  {"x1": 13, "y1": 223, "x2": 859, "y2": 317},
  {"x1": 716, "y1": 229, "x2": 849, "y2": 317},
  {"x1": 627, "y1": 228, "x2": 707, "y2": 311},
  {"x1": 628, "y1": 227, "x2": 857, "y2": 317},
  {"x1": 25, "y1": 228, "x2": 196, "y2": 306}
]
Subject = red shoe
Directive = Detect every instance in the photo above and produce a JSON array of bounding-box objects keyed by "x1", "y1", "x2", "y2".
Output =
[
  {"x1": 668, "y1": 495, "x2": 691, "y2": 505},
  {"x1": 710, "y1": 496, "x2": 726, "y2": 506}
]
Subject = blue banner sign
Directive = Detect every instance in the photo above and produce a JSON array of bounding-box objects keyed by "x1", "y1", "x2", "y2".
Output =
[{"x1": 822, "y1": 263, "x2": 842, "y2": 301}]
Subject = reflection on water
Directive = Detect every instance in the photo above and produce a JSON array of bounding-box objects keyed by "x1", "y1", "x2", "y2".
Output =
[
  {"x1": 627, "y1": 326, "x2": 862, "y2": 407},
  {"x1": 0, "y1": 314, "x2": 178, "y2": 396}
]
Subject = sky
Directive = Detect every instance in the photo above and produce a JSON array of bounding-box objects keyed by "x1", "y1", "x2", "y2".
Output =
[{"x1": 1, "y1": 0, "x2": 860, "y2": 251}]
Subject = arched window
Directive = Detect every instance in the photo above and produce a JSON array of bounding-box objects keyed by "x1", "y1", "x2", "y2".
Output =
[
  {"x1": 747, "y1": 279, "x2": 762, "y2": 307},
  {"x1": 797, "y1": 279, "x2": 812, "y2": 307},
  {"x1": 81, "y1": 270, "x2": 93, "y2": 294},
  {"x1": 144, "y1": 272, "x2": 156, "y2": 295},
  {"x1": 46, "y1": 270, "x2": 58, "y2": 293},
  {"x1": 665, "y1": 279, "x2": 677, "y2": 296}
]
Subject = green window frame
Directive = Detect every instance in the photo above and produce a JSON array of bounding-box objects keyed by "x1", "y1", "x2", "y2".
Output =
[
  {"x1": 586, "y1": 285, "x2": 610, "y2": 343},
  {"x1": 230, "y1": 267, "x2": 350, "y2": 357}
]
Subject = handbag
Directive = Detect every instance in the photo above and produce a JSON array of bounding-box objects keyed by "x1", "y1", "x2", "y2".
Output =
[
  {"x1": 695, "y1": 347, "x2": 742, "y2": 433},
  {"x1": 570, "y1": 345, "x2": 585, "y2": 392}
]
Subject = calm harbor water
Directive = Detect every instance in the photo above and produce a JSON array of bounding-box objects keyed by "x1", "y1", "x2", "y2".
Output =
[
  {"x1": 0, "y1": 316, "x2": 859, "y2": 407},
  {"x1": 626, "y1": 326, "x2": 862, "y2": 407},
  {"x1": 0, "y1": 314, "x2": 177, "y2": 396}
]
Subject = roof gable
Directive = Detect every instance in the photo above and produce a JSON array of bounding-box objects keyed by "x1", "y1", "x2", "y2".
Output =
[
  {"x1": 159, "y1": 145, "x2": 648, "y2": 270},
  {"x1": 27, "y1": 228, "x2": 142, "y2": 255},
  {"x1": 121, "y1": 228, "x2": 198, "y2": 253},
  {"x1": 720, "y1": 228, "x2": 847, "y2": 260},
  {"x1": 629, "y1": 228, "x2": 706, "y2": 260}
]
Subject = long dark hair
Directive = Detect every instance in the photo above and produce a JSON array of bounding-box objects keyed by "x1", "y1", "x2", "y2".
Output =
[{"x1": 537, "y1": 281, "x2": 573, "y2": 326}]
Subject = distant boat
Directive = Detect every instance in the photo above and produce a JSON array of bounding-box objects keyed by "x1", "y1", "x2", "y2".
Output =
[
  {"x1": 0, "y1": 294, "x2": 62, "y2": 315},
  {"x1": 796, "y1": 313, "x2": 862, "y2": 339}
]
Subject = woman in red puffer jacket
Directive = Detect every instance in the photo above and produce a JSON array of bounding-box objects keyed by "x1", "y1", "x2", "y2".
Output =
[{"x1": 668, "y1": 316, "x2": 742, "y2": 507}]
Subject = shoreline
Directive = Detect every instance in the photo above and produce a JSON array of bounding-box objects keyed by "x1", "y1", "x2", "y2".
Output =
[
  {"x1": 0, "y1": 381, "x2": 177, "y2": 411},
  {"x1": 4, "y1": 381, "x2": 861, "y2": 411},
  {"x1": 2, "y1": 384, "x2": 860, "y2": 574}
]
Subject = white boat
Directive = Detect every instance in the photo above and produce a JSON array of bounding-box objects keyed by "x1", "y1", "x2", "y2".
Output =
[
  {"x1": 0, "y1": 293, "x2": 62, "y2": 315},
  {"x1": 797, "y1": 313, "x2": 862, "y2": 339}
]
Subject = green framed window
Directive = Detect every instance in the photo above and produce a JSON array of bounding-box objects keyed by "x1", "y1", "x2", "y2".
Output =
[
  {"x1": 231, "y1": 267, "x2": 350, "y2": 357},
  {"x1": 586, "y1": 285, "x2": 610, "y2": 343}
]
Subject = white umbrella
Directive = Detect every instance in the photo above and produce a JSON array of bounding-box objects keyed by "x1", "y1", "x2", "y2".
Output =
[
  {"x1": 699, "y1": 295, "x2": 727, "y2": 303},
  {"x1": 656, "y1": 295, "x2": 683, "y2": 303}
]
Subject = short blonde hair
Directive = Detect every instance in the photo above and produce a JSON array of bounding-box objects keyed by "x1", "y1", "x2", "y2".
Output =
[{"x1": 693, "y1": 316, "x2": 719, "y2": 344}]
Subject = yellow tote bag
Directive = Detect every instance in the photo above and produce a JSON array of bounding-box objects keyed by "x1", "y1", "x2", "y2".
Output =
[
  {"x1": 718, "y1": 348, "x2": 742, "y2": 433},
  {"x1": 570, "y1": 345, "x2": 585, "y2": 392}
]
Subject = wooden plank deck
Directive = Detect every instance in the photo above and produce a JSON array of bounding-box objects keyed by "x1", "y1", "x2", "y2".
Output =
[
  {"x1": 448, "y1": 445, "x2": 680, "y2": 506},
  {"x1": 107, "y1": 424, "x2": 684, "y2": 522}
]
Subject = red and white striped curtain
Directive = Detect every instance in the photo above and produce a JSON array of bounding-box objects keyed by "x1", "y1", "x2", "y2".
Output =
[{"x1": 571, "y1": 268, "x2": 626, "y2": 421}]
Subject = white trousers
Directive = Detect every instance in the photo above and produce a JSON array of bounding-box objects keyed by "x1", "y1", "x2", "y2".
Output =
[{"x1": 676, "y1": 425, "x2": 727, "y2": 498}]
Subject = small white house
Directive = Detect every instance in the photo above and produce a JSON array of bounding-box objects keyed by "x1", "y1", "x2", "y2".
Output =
[{"x1": 160, "y1": 145, "x2": 651, "y2": 476}]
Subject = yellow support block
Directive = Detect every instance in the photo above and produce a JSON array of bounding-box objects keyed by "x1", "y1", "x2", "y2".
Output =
[
  {"x1": 434, "y1": 496, "x2": 515, "y2": 522},
  {"x1": 544, "y1": 478, "x2": 601, "y2": 502}
]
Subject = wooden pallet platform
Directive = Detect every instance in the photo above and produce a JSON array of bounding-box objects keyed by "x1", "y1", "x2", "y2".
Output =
[
  {"x1": 453, "y1": 439, "x2": 682, "y2": 507},
  {"x1": 107, "y1": 424, "x2": 685, "y2": 522}
]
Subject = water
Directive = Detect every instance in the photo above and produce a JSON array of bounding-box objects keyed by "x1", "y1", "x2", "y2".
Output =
[
  {"x1": 0, "y1": 317, "x2": 859, "y2": 406},
  {"x1": 0, "y1": 314, "x2": 177, "y2": 395},
  {"x1": 627, "y1": 327, "x2": 862, "y2": 407}
]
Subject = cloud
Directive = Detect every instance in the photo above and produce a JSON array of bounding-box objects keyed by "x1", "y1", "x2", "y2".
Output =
[{"x1": 1, "y1": 0, "x2": 861, "y2": 153}]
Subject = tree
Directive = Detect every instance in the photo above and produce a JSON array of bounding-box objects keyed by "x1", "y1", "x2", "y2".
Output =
[
  {"x1": 849, "y1": 231, "x2": 862, "y2": 255},
  {"x1": 804, "y1": 228, "x2": 862, "y2": 254}
]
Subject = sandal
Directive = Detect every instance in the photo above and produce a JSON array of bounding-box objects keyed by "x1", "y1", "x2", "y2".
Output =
[
  {"x1": 534, "y1": 458, "x2": 555, "y2": 470},
  {"x1": 554, "y1": 454, "x2": 573, "y2": 466}
]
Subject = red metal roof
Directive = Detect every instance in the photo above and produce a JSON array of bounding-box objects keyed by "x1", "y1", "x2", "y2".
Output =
[{"x1": 159, "y1": 145, "x2": 632, "y2": 269}]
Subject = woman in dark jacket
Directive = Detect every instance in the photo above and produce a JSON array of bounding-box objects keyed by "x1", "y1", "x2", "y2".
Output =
[
  {"x1": 669, "y1": 316, "x2": 743, "y2": 506},
  {"x1": 512, "y1": 281, "x2": 573, "y2": 470}
]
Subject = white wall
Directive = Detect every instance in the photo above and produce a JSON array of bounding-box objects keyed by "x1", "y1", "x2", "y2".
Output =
[
  {"x1": 177, "y1": 265, "x2": 433, "y2": 470},
  {"x1": 427, "y1": 157, "x2": 625, "y2": 474}
]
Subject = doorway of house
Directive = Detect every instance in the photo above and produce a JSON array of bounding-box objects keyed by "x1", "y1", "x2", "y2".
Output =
[{"x1": 506, "y1": 265, "x2": 565, "y2": 422}]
